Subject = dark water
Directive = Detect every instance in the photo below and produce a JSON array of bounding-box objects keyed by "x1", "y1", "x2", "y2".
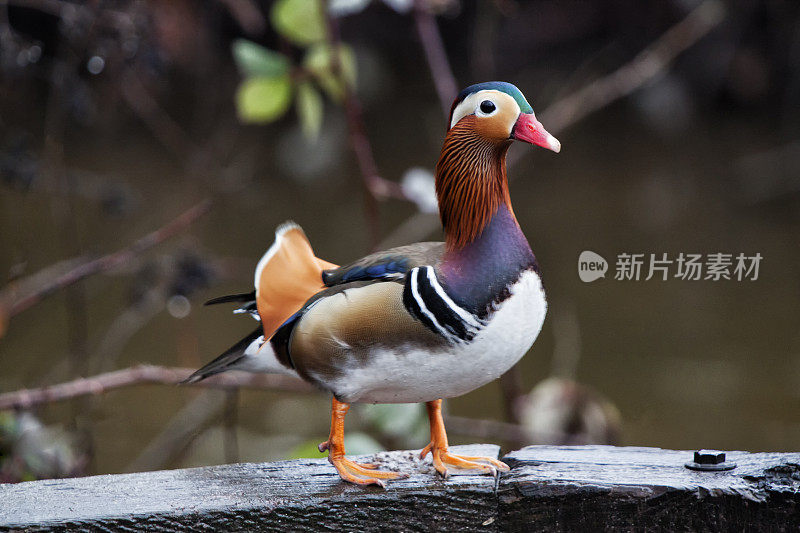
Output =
[{"x1": 1, "y1": 85, "x2": 798, "y2": 476}]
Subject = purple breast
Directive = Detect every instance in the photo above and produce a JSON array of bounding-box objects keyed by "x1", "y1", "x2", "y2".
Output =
[{"x1": 438, "y1": 205, "x2": 539, "y2": 317}]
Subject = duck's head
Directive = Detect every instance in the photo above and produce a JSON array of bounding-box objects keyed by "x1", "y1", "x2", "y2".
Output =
[
  {"x1": 437, "y1": 82, "x2": 559, "y2": 250},
  {"x1": 448, "y1": 81, "x2": 560, "y2": 153}
]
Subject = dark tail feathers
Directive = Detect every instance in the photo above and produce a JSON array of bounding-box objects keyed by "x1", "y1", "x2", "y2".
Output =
[
  {"x1": 181, "y1": 327, "x2": 263, "y2": 384},
  {"x1": 204, "y1": 291, "x2": 256, "y2": 306}
]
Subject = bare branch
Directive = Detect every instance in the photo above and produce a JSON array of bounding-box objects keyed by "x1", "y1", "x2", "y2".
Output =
[
  {"x1": 413, "y1": 0, "x2": 458, "y2": 117},
  {"x1": 338, "y1": 90, "x2": 414, "y2": 250},
  {"x1": 120, "y1": 71, "x2": 201, "y2": 160},
  {"x1": 325, "y1": 11, "x2": 413, "y2": 248},
  {"x1": 1, "y1": 200, "x2": 211, "y2": 319},
  {"x1": 342, "y1": 93, "x2": 410, "y2": 204},
  {"x1": 89, "y1": 288, "x2": 166, "y2": 375},
  {"x1": 0, "y1": 365, "x2": 316, "y2": 411},
  {"x1": 539, "y1": 0, "x2": 726, "y2": 134}
]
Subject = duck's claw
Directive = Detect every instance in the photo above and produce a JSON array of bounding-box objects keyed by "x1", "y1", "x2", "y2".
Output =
[
  {"x1": 420, "y1": 443, "x2": 509, "y2": 478},
  {"x1": 321, "y1": 398, "x2": 409, "y2": 488},
  {"x1": 421, "y1": 398, "x2": 509, "y2": 479},
  {"x1": 328, "y1": 455, "x2": 408, "y2": 488}
]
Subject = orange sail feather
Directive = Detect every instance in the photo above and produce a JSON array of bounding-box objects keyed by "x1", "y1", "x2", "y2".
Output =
[{"x1": 254, "y1": 223, "x2": 337, "y2": 340}]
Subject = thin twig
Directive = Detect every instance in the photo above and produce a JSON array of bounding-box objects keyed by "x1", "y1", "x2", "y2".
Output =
[
  {"x1": 370, "y1": 0, "x2": 460, "y2": 252},
  {"x1": 342, "y1": 94, "x2": 384, "y2": 248},
  {"x1": 325, "y1": 11, "x2": 411, "y2": 248},
  {"x1": 121, "y1": 59, "x2": 241, "y2": 193},
  {"x1": 538, "y1": 0, "x2": 726, "y2": 134},
  {"x1": 1, "y1": 200, "x2": 211, "y2": 318},
  {"x1": 0, "y1": 365, "x2": 316, "y2": 411},
  {"x1": 120, "y1": 70, "x2": 201, "y2": 160},
  {"x1": 326, "y1": 10, "x2": 416, "y2": 250},
  {"x1": 326, "y1": 12, "x2": 380, "y2": 248},
  {"x1": 340, "y1": 96, "x2": 409, "y2": 205},
  {"x1": 89, "y1": 288, "x2": 166, "y2": 375},
  {"x1": 413, "y1": 0, "x2": 458, "y2": 117}
]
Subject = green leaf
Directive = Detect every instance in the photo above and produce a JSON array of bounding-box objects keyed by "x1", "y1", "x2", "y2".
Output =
[
  {"x1": 287, "y1": 439, "x2": 325, "y2": 460},
  {"x1": 271, "y1": 0, "x2": 327, "y2": 46},
  {"x1": 231, "y1": 39, "x2": 290, "y2": 78},
  {"x1": 236, "y1": 75, "x2": 293, "y2": 123},
  {"x1": 296, "y1": 82, "x2": 323, "y2": 141},
  {"x1": 303, "y1": 43, "x2": 356, "y2": 101}
]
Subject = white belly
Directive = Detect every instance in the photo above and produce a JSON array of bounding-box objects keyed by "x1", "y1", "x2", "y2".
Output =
[{"x1": 329, "y1": 270, "x2": 547, "y2": 404}]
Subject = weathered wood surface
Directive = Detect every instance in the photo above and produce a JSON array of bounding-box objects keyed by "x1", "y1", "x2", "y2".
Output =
[
  {"x1": 499, "y1": 446, "x2": 800, "y2": 531},
  {"x1": 1, "y1": 445, "x2": 798, "y2": 532},
  {"x1": 0, "y1": 444, "x2": 501, "y2": 532}
]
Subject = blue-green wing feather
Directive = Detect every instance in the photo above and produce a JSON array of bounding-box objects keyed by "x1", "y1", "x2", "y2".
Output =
[{"x1": 322, "y1": 242, "x2": 445, "y2": 286}]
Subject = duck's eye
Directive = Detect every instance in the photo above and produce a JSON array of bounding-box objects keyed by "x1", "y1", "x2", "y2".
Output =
[{"x1": 479, "y1": 100, "x2": 496, "y2": 114}]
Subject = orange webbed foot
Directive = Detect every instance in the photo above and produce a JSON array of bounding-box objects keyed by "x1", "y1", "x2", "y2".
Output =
[
  {"x1": 421, "y1": 398, "x2": 510, "y2": 479},
  {"x1": 328, "y1": 454, "x2": 408, "y2": 488},
  {"x1": 320, "y1": 400, "x2": 409, "y2": 488},
  {"x1": 420, "y1": 442, "x2": 510, "y2": 479}
]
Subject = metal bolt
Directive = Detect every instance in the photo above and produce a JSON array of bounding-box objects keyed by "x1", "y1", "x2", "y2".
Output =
[
  {"x1": 695, "y1": 450, "x2": 725, "y2": 464},
  {"x1": 685, "y1": 449, "x2": 736, "y2": 472}
]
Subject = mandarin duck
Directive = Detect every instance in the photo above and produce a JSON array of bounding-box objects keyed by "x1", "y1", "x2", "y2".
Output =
[{"x1": 186, "y1": 82, "x2": 561, "y2": 487}]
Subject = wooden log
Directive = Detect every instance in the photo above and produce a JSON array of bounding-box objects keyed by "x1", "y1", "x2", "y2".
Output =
[
  {"x1": 498, "y1": 445, "x2": 800, "y2": 531},
  {"x1": 1, "y1": 445, "x2": 798, "y2": 531},
  {"x1": 0, "y1": 444, "x2": 501, "y2": 532}
]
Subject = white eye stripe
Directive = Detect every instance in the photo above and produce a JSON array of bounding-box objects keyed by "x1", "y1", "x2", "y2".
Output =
[
  {"x1": 449, "y1": 90, "x2": 521, "y2": 129},
  {"x1": 450, "y1": 93, "x2": 480, "y2": 129}
]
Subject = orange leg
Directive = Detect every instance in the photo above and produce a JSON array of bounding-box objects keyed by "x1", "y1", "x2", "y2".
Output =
[
  {"x1": 318, "y1": 397, "x2": 408, "y2": 488},
  {"x1": 420, "y1": 399, "x2": 510, "y2": 478}
]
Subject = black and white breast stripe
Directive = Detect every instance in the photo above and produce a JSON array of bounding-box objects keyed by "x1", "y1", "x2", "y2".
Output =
[{"x1": 402, "y1": 266, "x2": 485, "y2": 343}]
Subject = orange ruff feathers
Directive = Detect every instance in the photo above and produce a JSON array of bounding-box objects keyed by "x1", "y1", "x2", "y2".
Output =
[{"x1": 254, "y1": 222, "x2": 337, "y2": 340}]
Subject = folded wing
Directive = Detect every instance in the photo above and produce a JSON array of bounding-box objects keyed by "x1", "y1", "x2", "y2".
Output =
[
  {"x1": 321, "y1": 242, "x2": 445, "y2": 286},
  {"x1": 190, "y1": 228, "x2": 446, "y2": 383}
]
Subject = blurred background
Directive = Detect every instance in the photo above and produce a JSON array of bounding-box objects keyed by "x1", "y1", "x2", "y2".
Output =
[{"x1": 1, "y1": 0, "x2": 799, "y2": 482}]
